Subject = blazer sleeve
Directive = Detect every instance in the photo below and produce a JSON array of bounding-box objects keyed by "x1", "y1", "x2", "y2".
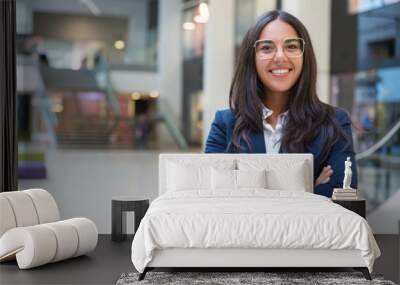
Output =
[
  {"x1": 204, "y1": 111, "x2": 228, "y2": 153},
  {"x1": 314, "y1": 111, "x2": 358, "y2": 197}
]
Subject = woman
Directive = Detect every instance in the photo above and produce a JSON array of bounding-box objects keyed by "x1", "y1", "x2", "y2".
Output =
[{"x1": 204, "y1": 10, "x2": 357, "y2": 197}]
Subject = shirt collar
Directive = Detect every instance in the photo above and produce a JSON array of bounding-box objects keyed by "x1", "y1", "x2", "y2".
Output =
[{"x1": 262, "y1": 105, "x2": 288, "y2": 120}]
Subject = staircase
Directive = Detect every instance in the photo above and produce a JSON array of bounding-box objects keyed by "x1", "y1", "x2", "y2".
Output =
[{"x1": 55, "y1": 117, "x2": 136, "y2": 149}]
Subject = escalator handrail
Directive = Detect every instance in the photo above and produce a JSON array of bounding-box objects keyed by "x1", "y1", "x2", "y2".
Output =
[{"x1": 355, "y1": 119, "x2": 400, "y2": 160}]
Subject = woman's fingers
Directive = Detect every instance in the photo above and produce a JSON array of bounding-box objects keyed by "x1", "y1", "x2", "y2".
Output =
[
  {"x1": 315, "y1": 165, "x2": 333, "y2": 187},
  {"x1": 321, "y1": 176, "x2": 331, "y2": 184},
  {"x1": 321, "y1": 166, "x2": 333, "y2": 179}
]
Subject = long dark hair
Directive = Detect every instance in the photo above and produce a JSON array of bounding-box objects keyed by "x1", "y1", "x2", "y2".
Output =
[{"x1": 229, "y1": 10, "x2": 349, "y2": 163}]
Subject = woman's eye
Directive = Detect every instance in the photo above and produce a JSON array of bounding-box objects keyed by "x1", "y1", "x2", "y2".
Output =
[
  {"x1": 261, "y1": 45, "x2": 273, "y2": 52},
  {"x1": 286, "y1": 44, "x2": 299, "y2": 50}
]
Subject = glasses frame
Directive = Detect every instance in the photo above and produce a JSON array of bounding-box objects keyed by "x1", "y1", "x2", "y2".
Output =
[{"x1": 253, "y1": 37, "x2": 306, "y2": 60}]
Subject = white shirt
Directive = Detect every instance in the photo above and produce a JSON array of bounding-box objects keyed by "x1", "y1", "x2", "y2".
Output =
[{"x1": 262, "y1": 106, "x2": 288, "y2": 154}]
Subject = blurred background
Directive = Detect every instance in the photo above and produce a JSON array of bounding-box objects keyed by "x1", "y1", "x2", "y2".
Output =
[{"x1": 16, "y1": 0, "x2": 400, "y2": 237}]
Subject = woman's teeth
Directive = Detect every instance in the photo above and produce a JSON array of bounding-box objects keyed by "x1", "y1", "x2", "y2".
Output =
[{"x1": 270, "y1": 69, "x2": 290, "y2": 74}]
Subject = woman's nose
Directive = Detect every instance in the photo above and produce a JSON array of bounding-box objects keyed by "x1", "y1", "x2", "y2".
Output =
[{"x1": 273, "y1": 46, "x2": 287, "y2": 61}]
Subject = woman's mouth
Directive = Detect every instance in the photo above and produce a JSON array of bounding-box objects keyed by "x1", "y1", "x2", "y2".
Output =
[{"x1": 269, "y1": 68, "x2": 292, "y2": 78}]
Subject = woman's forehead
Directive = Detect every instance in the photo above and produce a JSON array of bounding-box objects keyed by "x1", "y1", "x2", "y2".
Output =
[{"x1": 257, "y1": 19, "x2": 299, "y2": 42}]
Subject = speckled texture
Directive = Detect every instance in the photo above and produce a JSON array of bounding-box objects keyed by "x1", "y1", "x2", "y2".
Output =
[{"x1": 116, "y1": 271, "x2": 396, "y2": 285}]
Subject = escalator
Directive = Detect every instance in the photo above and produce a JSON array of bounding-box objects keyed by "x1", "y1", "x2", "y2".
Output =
[
  {"x1": 356, "y1": 119, "x2": 400, "y2": 234},
  {"x1": 40, "y1": 65, "x2": 121, "y2": 148},
  {"x1": 19, "y1": 55, "x2": 188, "y2": 150}
]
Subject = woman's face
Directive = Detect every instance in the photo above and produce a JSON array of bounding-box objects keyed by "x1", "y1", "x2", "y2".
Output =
[{"x1": 255, "y1": 19, "x2": 304, "y2": 95}]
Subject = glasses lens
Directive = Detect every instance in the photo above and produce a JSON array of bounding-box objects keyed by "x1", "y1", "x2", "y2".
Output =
[
  {"x1": 255, "y1": 40, "x2": 276, "y2": 59},
  {"x1": 283, "y1": 38, "x2": 304, "y2": 57}
]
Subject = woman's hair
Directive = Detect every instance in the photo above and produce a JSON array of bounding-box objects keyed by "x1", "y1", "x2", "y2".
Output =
[{"x1": 229, "y1": 10, "x2": 349, "y2": 163}]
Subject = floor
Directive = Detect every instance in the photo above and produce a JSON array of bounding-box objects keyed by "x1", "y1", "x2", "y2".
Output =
[
  {"x1": 0, "y1": 235, "x2": 133, "y2": 285},
  {"x1": 1, "y1": 235, "x2": 398, "y2": 285}
]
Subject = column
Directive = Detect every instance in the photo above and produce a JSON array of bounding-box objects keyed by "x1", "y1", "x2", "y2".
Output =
[
  {"x1": 158, "y1": 0, "x2": 183, "y2": 126},
  {"x1": 203, "y1": 0, "x2": 235, "y2": 146},
  {"x1": 255, "y1": 0, "x2": 276, "y2": 17},
  {"x1": 282, "y1": 0, "x2": 332, "y2": 103}
]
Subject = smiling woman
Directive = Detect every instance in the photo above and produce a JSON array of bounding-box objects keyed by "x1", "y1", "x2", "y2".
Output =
[{"x1": 205, "y1": 10, "x2": 358, "y2": 198}]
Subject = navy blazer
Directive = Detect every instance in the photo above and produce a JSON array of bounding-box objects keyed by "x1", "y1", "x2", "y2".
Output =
[{"x1": 204, "y1": 108, "x2": 358, "y2": 197}]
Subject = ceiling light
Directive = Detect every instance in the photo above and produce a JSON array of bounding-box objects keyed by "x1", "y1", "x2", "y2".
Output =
[
  {"x1": 199, "y1": 2, "x2": 209, "y2": 19},
  {"x1": 114, "y1": 40, "x2": 125, "y2": 50},
  {"x1": 52, "y1": 104, "x2": 63, "y2": 113},
  {"x1": 131, "y1": 92, "x2": 141, "y2": 101},
  {"x1": 149, "y1": 90, "x2": 159, "y2": 98}
]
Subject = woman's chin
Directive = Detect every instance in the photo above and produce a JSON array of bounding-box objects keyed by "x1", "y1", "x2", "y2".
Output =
[{"x1": 265, "y1": 85, "x2": 292, "y2": 93}]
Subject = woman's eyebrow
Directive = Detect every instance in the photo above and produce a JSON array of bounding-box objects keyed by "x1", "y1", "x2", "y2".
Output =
[{"x1": 257, "y1": 36, "x2": 299, "y2": 42}]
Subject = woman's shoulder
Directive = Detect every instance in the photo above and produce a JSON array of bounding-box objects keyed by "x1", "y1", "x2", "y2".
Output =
[
  {"x1": 332, "y1": 106, "x2": 351, "y2": 126},
  {"x1": 214, "y1": 108, "x2": 236, "y2": 125}
]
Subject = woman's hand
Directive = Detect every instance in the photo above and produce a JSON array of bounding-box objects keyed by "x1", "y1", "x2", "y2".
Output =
[{"x1": 315, "y1": 165, "x2": 333, "y2": 187}]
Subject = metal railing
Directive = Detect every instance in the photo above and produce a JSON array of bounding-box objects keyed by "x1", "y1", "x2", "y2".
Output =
[{"x1": 356, "y1": 119, "x2": 400, "y2": 160}]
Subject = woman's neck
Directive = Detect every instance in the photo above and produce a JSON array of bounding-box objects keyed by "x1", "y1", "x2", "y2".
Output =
[{"x1": 263, "y1": 91, "x2": 289, "y2": 115}]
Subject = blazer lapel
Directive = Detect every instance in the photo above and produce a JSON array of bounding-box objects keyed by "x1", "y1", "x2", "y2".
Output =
[
  {"x1": 234, "y1": 129, "x2": 266, "y2": 153},
  {"x1": 248, "y1": 130, "x2": 266, "y2": 153}
]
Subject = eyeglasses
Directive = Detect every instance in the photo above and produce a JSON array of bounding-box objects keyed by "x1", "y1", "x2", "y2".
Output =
[{"x1": 254, "y1": 37, "x2": 305, "y2": 60}]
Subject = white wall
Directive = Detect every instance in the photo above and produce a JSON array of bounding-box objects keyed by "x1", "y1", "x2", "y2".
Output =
[
  {"x1": 202, "y1": 0, "x2": 235, "y2": 146},
  {"x1": 282, "y1": 0, "x2": 331, "y2": 103}
]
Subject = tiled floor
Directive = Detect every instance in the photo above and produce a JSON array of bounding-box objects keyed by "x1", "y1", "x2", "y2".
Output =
[{"x1": 0, "y1": 235, "x2": 398, "y2": 285}]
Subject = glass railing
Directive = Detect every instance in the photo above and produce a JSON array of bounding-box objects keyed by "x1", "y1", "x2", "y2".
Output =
[{"x1": 356, "y1": 120, "x2": 400, "y2": 214}]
